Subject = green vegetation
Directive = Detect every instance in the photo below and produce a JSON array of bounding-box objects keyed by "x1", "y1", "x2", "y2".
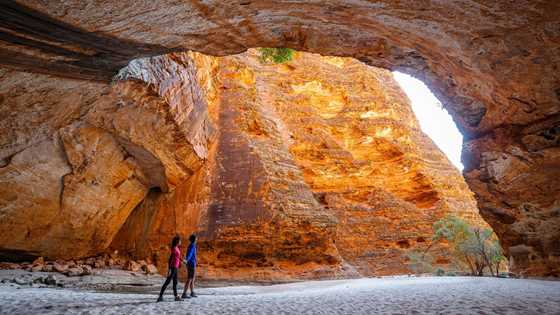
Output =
[
  {"x1": 406, "y1": 251, "x2": 434, "y2": 274},
  {"x1": 433, "y1": 267, "x2": 445, "y2": 276},
  {"x1": 257, "y1": 47, "x2": 295, "y2": 64},
  {"x1": 406, "y1": 215, "x2": 506, "y2": 276}
]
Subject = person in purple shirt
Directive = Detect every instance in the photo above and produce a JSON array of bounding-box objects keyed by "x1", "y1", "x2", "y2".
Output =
[{"x1": 181, "y1": 234, "x2": 198, "y2": 298}]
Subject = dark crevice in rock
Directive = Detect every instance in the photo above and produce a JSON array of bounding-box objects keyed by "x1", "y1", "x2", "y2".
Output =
[
  {"x1": 0, "y1": 152, "x2": 15, "y2": 168},
  {"x1": 0, "y1": 248, "x2": 40, "y2": 262},
  {"x1": 56, "y1": 134, "x2": 74, "y2": 212},
  {"x1": 0, "y1": 1, "x2": 171, "y2": 81},
  {"x1": 109, "y1": 187, "x2": 164, "y2": 258}
]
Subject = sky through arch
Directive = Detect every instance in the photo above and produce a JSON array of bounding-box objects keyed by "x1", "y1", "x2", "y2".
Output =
[{"x1": 393, "y1": 72, "x2": 464, "y2": 171}]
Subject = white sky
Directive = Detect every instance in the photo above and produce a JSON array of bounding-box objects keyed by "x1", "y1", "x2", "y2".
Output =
[{"x1": 392, "y1": 72, "x2": 464, "y2": 171}]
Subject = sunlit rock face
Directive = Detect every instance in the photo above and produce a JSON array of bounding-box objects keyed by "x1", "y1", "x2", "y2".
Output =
[
  {"x1": 110, "y1": 51, "x2": 487, "y2": 280},
  {"x1": 0, "y1": 54, "x2": 214, "y2": 260},
  {"x1": 233, "y1": 51, "x2": 488, "y2": 275},
  {"x1": 112, "y1": 53, "x2": 347, "y2": 281}
]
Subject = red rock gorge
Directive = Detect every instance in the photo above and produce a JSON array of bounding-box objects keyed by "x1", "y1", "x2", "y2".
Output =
[{"x1": 0, "y1": 1, "x2": 558, "y2": 278}]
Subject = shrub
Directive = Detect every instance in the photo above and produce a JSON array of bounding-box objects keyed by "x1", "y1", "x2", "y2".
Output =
[
  {"x1": 432, "y1": 215, "x2": 506, "y2": 276},
  {"x1": 258, "y1": 47, "x2": 295, "y2": 64},
  {"x1": 406, "y1": 251, "x2": 434, "y2": 274},
  {"x1": 434, "y1": 267, "x2": 445, "y2": 276},
  {"x1": 488, "y1": 239, "x2": 507, "y2": 276}
]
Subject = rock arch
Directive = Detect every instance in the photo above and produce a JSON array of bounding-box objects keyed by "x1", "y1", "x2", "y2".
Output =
[{"x1": 0, "y1": 1, "x2": 558, "y2": 276}]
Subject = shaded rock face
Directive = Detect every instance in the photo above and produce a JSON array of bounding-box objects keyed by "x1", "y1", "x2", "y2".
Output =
[
  {"x1": 3, "y1": 1, "x2": 558, "y2": 133},
  {"x1": 0, "y1": 53, "x2": 214, "y2": 260},
  {"x1": 464, "y1": 120, "x2": 560, "y2": 276},
  {"x1": 0, "y1": 0, "x2": 559, "y2": 276},
  {"x1": 111, "y1": 51, "x2": 486, "y2": 280}
]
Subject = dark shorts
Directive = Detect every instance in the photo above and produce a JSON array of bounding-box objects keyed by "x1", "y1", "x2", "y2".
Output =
[{"x1": 187, "y1": 263, "x2": 196, "y2": 279}]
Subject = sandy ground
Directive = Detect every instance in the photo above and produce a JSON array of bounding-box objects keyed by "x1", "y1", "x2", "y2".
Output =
[{"x1": 1, "y1": 276, "x2": 559, "y2": 314}]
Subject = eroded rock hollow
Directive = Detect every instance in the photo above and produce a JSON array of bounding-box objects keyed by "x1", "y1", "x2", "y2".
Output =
[{"x1": 0, "y1": 1, "x2": 558, "y2": 277}]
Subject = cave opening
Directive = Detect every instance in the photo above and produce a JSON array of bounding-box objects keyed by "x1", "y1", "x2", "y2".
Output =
[
  {"x1": 0, "y1": 1, "x2": 557, "y2": 283},
  {"x1": 0, "y1": 3, "x2": 559, "y2": 313},
  {"x1": 0, "y1": 44, "x2": 502, "y2": 280},
  {"x1": 393, "y1": 71, "x2": 464, "y2": 171}
]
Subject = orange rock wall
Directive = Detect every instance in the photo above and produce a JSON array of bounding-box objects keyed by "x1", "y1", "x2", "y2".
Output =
[
  {"x1": 112, "y1": 51, "x2": 487, "y2": 279},
  {"x1": 1, "y1": 1, "x2": 558, "y2": 277},
  {"x1": 233, "y1": 52, "x2": 487, "y2": 275},
  {"x1": 464, "y1": 123, "x2": 560, "y2": 276},
  {"x1": 0, "y1": 53, "x2": 214, "y2": 260},
  {"x1": 112, "y1": 53, "x2": 347, "y2": 281}
]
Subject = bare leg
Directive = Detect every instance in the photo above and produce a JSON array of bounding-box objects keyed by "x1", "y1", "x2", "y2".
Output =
[
  {"x1": 181, "y1": 279, "x2": 189, "y2": 296},
  {"x1": 189, "y1": 275, "x2": 195, "y2": 293}
]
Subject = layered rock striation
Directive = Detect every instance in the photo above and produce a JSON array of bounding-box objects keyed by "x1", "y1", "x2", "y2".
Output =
[
  {"x1": 234, "y1": 52, "x2": 488, "y2": 275},
  {"x1": 111, "y1": 51, "x2": 487, "y2": 279},
  {"x1": 112, "y1": 53, "x2": 346, "y2": 280}
]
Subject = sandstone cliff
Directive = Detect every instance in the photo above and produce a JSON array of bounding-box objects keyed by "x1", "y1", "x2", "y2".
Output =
[
  {"x1": 0, "y1": 1, "x2": 557, "y2": 277},
  {"x1": 0, "y1": 53, "x2": 214, "y2": 260},
  {"x1": 232, "y1": 51, "x2": 488, "y2": 275},
  {"x1": 109, "y1": 51, "x2": 487, "y2": 279}
]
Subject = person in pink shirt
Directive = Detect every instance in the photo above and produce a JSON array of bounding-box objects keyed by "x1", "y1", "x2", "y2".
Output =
[{"x1": 157, "y1": 235, "x2": 182, "y2": 302}]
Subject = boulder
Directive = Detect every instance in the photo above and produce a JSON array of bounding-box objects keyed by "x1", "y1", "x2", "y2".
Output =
[
  {"x1": 124, "y1": 260, "x2": 142, "y2": 272},
  {"x1": 81, "y1": 265, "x2": 93, "y2": 275},
  {"x1": 13, "y1": 277, "x2": 29, "y2": 285},
  {"x1": 107, "y1": 258, "x2": 115, "y2": 267},
  {"x1": 31, "y1": 265, "x2": 43, "y2": 272},
  {"x1": 143, "y1": 264, "x2": 158, "y2": 275},
  {"x1": 85, "y1": 257, "x2": 96, "y2": 266},
  {"x1": 52, "y1": 262, "x2": 69, "y2": 273},
  {"x1": 93, "y1": 258, "x2": 106, "y2": 269},
  {"x1": 33, "y1": 276, "x2": 44, "y2": 284},
  {"x1": 65, "y1": 266, "x2": 84, "y2": 277},
  {"x1": 0, "y1": 262, "x2": 20, "y2": 270},
  {"x1": 44, "y1": 275, "x2": 57, "y2": 286},
  {"x1": 32, "y1": 257, "x2": 45, "y2": 266}
]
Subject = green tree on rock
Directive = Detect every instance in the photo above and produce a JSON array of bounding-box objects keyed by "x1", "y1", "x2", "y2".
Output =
[{"x1": 258, "y1": 47, "x2": 295, "y2": 64}]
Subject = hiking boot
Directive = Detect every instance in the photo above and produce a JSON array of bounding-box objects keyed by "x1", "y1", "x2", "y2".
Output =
[
  {"x1": 181, "y1": 292, "x2": 190, "y2": 299},
  {"x1": 156, "y1": 296, "x2": 163, "y2": 302},
  {"x1": 175, "y1": 295, "x2": 183, "y2": 301},
  {"x1": 190, "y1": 292, "x2": 198, "y2": 298}
]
